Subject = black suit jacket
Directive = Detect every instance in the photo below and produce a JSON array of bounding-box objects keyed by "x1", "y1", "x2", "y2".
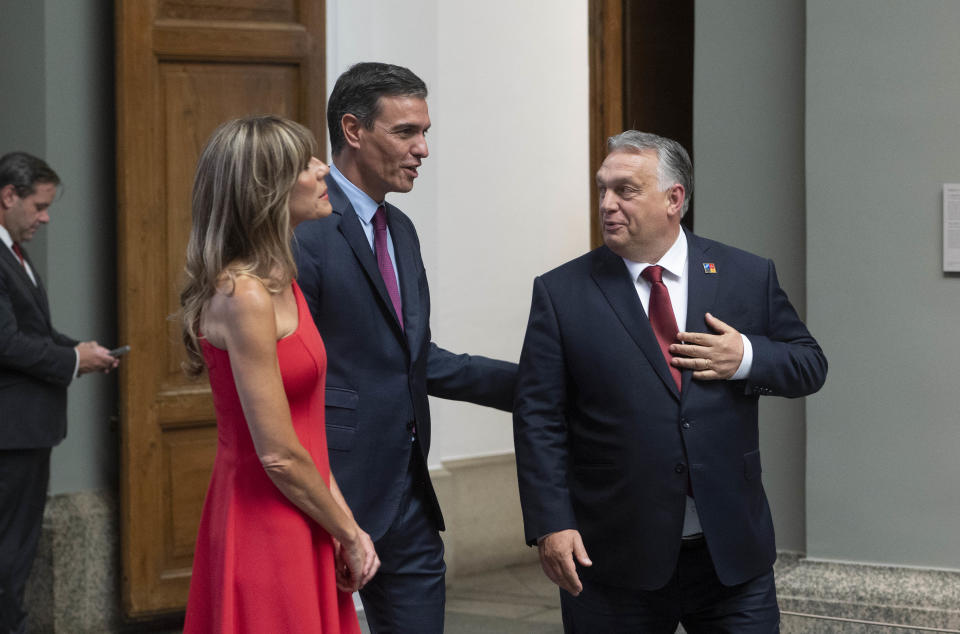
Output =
[
  {"x1": 294, "y1": 176, "x2": 517, "y2": 541},
  {"x1": 0, "y1": 242, "x2": 77, "y2": 449},
  {"x1": 513, "y1": 231, "x2": 827, "y2": 590}
]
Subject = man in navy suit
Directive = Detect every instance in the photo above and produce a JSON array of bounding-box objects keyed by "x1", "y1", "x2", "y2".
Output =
[
  {"x1": 294, "y1": 63, "x2": 517, "y2": 633},
  {"x1": 514, "y1": 131, "x2": 827, "y2": 632},
  {"x1": 0, "y1": 152, "x2": 118, "y2": 634}
]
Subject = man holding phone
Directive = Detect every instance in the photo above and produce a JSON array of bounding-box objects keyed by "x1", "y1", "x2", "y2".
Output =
[{"x1": 0, "y1": 152, "x2": 119, "y2": 633}]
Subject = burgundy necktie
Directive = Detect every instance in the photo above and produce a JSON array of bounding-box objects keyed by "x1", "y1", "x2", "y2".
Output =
[
  {"x1": 373, "y1": 206, "x2": 403, "y2": 329},
  {"x1": 641, "y1": 265, "x2": 682, "y2": 391},
  {"x1": 12, "y1": 243, "x2": 25, "y2": 268}
]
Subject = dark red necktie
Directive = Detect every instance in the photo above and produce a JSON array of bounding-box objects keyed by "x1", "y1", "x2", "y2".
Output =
[
  {"x1": 641, "y1": 265, "x2": 682, "y2": 391},
  {"x1": 373, "y1": 206, "x2": 403, "y2": 329},
  {"x1": 12, "y1": 243, "x2": 25, "y2": 267}
]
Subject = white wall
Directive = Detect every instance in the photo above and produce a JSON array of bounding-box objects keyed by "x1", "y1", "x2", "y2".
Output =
[
  {"x1": 326, "y1": 1, "x2": 590, "y2": 466},
  {"x1": 805, "y1": 0, "x2": 960, "y2": 570},
  {"x1": 693, "y1": 0, "x2": 808, "y2": 553}
]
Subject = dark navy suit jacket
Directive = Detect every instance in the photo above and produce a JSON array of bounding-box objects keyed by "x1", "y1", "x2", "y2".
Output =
[
  {"x1": 514, "y1": 230, "x2": 827, "y2": 590},
  {"x1": 0, "y1": 242, "x2": 77, "y2": 449},
  {"x1": 294, "y1": 176, "x2": 517, "y2": 541}
]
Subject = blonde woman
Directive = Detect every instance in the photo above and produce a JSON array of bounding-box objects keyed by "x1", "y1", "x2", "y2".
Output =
[{"x1": 180, "y1": 116, "x2": 377, "y2": 633}]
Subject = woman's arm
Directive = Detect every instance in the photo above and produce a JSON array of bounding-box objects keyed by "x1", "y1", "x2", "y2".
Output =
[
  {"x1": 329, "y1": 472, "x2": 353, "y2": 519},
  {"x1": 328, "y1": 472, "x2": 363, "y2": 591},
  {"x1": 207, "y1": 277, "x2": 379, "y2": 589}
]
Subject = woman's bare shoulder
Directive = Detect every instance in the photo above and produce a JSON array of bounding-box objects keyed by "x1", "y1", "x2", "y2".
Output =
[{"x1": 203, "y1": 273, "x2": 275, "y2": 346}]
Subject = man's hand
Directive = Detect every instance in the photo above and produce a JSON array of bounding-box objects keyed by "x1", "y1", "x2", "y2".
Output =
[
  {"x1": 538, "y1": 529, "x2": 592, "y2": 596},
  {"x1": 671, "y1": 312, "x2": 743, "y2": 381},
  {"x1": 75, "y1": 341, "x2": 119, "y2": 375}
]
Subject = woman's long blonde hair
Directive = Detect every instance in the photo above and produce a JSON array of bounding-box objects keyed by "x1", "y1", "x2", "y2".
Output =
[{"x1": 180, "y1": 115, "x2": 317, "y2": 376}]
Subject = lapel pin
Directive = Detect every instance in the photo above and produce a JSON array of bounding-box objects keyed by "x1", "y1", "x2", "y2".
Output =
[{"x1": 702, "y1": 263, "x2": 717, "y2": 274}]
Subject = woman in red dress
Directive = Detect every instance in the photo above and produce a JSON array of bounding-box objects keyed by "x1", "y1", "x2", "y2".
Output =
[{"x1": 179, "y1": 115, "x2": 378, "y2": 633}]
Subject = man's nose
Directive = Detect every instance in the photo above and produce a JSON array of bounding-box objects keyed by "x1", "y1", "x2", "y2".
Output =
[
  {"x1": 38, "y1": 211, "x2": 50, "y2": 223},
  {"x1": 413, "y1": 134, "x2": 429, "y2": 159},
  {"x1": 599, "y1": 190, "x2": 617, "y2": 213}
]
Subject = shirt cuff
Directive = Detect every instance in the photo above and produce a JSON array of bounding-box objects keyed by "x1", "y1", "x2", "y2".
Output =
[
  {"x1": 730, "y1": 334, "x2": 753, "y2": 381},
  {"x1": 73, "y1": 348, "x2": 81, "y2": 380}
]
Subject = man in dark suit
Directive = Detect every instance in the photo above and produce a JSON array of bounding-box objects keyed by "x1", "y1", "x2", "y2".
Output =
[
  {"x1": 514, "y1": 131, "x2": 827, "y2": 632},
  {"x1": 0, "y1": 152, "x2": 118, "y2": 634},
  {"x1": 294, "y1": 63, "x2": 517, "y2": 633}
]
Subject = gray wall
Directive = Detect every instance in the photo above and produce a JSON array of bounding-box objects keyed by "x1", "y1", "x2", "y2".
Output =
[
  {"x1": 694, "y1": 0, "x2": 808, "y2": 552},
  {"x1": 1, "y1": 2, "x2": 50, "y2": 269},
  {"x1": 1, "y1": 0, "x2": 118, "y2": 494},
  {"x1": 805, "y1": 0, "x2": 960, "y2": 569}
]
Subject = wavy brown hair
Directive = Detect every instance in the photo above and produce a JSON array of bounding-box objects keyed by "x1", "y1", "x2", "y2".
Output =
[{"x1": 179, "y1": 115, "x2": 317, "y2": 376}]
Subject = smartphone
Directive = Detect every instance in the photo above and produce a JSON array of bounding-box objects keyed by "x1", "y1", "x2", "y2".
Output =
[{"x1": 108, "y1": 345, "x2": 131, "y2": 357}]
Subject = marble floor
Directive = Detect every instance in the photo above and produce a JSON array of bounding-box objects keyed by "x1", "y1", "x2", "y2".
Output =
[
  {"x1": 358, "y1": 562, "x2": 563, "y2": 633},
  {"x1": 150, "y1": 559, "x2": 960, "y2": 632},
  {"x1": 358, "y1": 561, "x2": 960, "y2": 634}
]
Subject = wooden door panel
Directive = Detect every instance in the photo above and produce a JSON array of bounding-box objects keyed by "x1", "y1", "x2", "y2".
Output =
[
  {"x1": 153, "y1": 24, "x2": 309, "y2": 60},
  {"x1": 162, "y1": 425, "x2": 218, "y2": 569},
  {"x1": 159, "y1": 0, "x2": 297, "y2": 22},
  {"x1": 117, "y1": 0, "x2": 324, "y2": 617},
  {"x1": 162, "y1": 62, "x2": 300, "y2": 379}
]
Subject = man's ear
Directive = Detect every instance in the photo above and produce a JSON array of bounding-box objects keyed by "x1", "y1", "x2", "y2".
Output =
[
  {"x1": 341, "y1": 114, "x2": 363, "y2": 150},
  {"x1": 0, "y1": 184, "x2": 18, "y2": 210},
  {"x1": 666, "y1": 183, "x2": 686, "y2": 217}
]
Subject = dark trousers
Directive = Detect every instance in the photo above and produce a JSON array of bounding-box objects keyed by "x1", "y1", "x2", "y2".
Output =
[
  {"x1": 560, "y1": 537, "x2": 780, "y2": 633},
  {"x1": 359, "y1": 444, "x2": 446, "y2": 634},
  {"x1": 0, "y1": 448, "x2": 51, "y2": 634}
]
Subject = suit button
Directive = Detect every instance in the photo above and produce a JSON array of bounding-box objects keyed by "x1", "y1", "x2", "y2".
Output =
[
  {"x1": 681, "y1": 420, "x2": 691, "y2": 429},
  {"x1": 675, "y1": 463, "x2": 686, "y2": 473}
]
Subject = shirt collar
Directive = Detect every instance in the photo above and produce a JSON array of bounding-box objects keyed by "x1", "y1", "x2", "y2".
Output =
[
  {"x1": 0, "y1": 224, "x2": 14, "y2": 250},
  {"x1": 329, "y1": 162, "x2": 382, "y2": 225},
  {"x1": 622, "y1": 229, "x2": 688, "y2": 282}
]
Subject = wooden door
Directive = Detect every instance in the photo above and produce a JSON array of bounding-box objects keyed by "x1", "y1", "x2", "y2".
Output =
[
  {"x1": 588, "y1": 0, "x2": 694, "y2": 247},
  {"x1": 116, "y1": 0, "x2": 325, "y2": 617}
]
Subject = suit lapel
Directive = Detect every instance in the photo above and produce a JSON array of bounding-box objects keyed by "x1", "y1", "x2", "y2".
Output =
[
  {"x1": 590, "y1": 247, "x2": 680, "y2": 399},
  {"x1": 1, "y1": 242, "x2": 51, "y2": 320},
  {"x1": 328, "y1": 176, "x2": 406, "y2": 341},
  {"x1": 683, "y1": 230, "x2": 720, "y2": 393},
  {"x1": 386, "y1": 204, "x2": 422, "y2": 352}
]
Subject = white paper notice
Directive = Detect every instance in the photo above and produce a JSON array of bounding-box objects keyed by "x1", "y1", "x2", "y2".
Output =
[{"x1": 944, "y1": 184, "x2": 960, "y2": 272}]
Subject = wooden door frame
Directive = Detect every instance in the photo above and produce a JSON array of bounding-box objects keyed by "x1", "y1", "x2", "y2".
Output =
[
  {"x1": 589, "y1": 0, "x2": 624, "y2": 249},
  {"x1": 588, "y1": 0, "x2": 695, "y2": 246}
]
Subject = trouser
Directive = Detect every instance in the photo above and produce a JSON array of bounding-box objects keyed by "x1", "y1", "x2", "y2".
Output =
[
  {"x1": 561, "y1": 536, "x2": 780, "y2": 633},
  {"x1": 359, "y1": 443, "x2": 446, "y2": 634},
  {"x1": 0, "y1": 448, "x2": 51, "y2": 634}
]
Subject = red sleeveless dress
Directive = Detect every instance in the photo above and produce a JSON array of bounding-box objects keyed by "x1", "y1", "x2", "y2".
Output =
[{"x1": 184, "y1": 281, "x2": 360, "y2": 634}]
